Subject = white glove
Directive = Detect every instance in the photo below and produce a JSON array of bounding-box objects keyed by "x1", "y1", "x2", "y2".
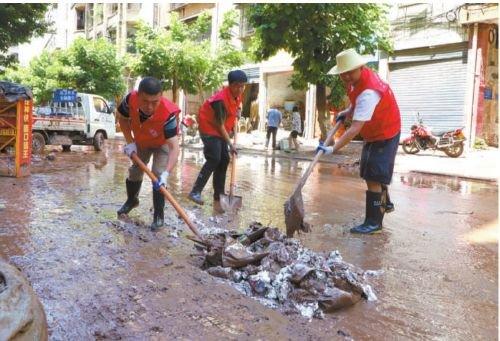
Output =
[
  {"x1": 316, "y1": 143, "x2": 334, "y2": 155},
  {"x1": 158, "y1": 171, "x2": 169, "y2": 187},
  {"x1": 153, "y1": 171, "x2": 169, "y2": 191},
  {"x1": 123, "y1": 142, "x2": 137, "y2": 157}
]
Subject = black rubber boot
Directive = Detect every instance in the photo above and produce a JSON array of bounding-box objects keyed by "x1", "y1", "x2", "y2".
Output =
[
  {"x1": 382, "y1": 184, "x2": 394, "y2": 213},
  {"x1": 117, "y1": 179, "x2": 142, "y2": 215},
  {"x1": 150, "y1": 189, "x2": 165, "y2": 231},
  {"x1": 350, "y1": 191, "x2": 385, "y2": 234}
]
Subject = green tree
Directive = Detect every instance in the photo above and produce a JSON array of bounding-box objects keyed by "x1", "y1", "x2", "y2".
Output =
[
  {"x1": 0, "y1": 4, "x2": 52, "y2": 70},
  {"x1": 65, "y1": 37, "x2": 126, "y2": 100},
  {"x1": 247, "y1": 3, "x2": 391, "y2": 138},
  {"x1": 4, "y1": 50, "x2": 75, "y2": 104},
  {"x1": 132, "y1": 10, "x2": 244, "y2": 104},
  {"x1": 4, "y1": 38, "x2": 125, "y2": 103}
]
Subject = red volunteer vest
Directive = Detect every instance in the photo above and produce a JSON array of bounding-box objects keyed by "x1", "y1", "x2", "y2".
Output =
[
  {"x1": 198, "y1": 87, "x2": 241, "y2": 137},
  {"x1": 348, "y1": 67, "x2": 401, "y2": 142},
  {"x1": 129, "y1": 91, "x2": 181, "y2": 148}
]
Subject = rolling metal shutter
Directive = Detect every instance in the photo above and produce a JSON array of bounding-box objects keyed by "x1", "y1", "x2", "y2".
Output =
[
  {"x1": 241, "y1": 67, "x2": 260, "y2": 83},
  {"x1": 388, "y1": 43, "x2": 468, "y2": 137}
]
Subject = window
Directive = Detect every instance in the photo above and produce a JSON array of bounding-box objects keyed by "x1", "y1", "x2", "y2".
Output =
[
  {"x1": 126, "y1": 26, "x2": 137, "y2": 53},
  {"x1": 153, "y1": 3, "x2": 160, "y2": 27},
  {"x1": 127, "y1": 3, "x2": 141, "y2": 11},
  {"x1": 93, "y1": 97, "x2": 110, "y2": 114},
  {"x1": 107, "y1": 28, "x2": 117, "y2": 44},
  {"x1": 87, "y1": 4, "x2": 94, "y2": 27},
  {"x1": 76, "y1": 8, "x2": 85, "y2": 31},
  {"x1": 239, "y1": 4, "x2": 255, "y2": 38},
  {"x1": 95, "y1": 3, "x2": 104, "y2": 25},
  {"x1": 109, "y1": 3, "x2": 118, "y2": 15},
  {"x1": 184, "y1": 17, "x2": 211, "y2": 42}
]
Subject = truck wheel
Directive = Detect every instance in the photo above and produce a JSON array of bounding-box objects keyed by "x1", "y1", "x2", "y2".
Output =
[
  {"x1": 62, "y1": 145, "x2": 71, "y2": 152},
  {"x1": 32, "y1": 132, "x2": 46, "y2": 154},
  {"x1": 93, "y1": 131, "x2": 105, "y2": 151}
]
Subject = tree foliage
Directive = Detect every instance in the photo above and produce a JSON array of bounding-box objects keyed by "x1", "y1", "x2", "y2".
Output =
[
  {"x1": 247, "y1": 3, "x2": 392, "y2": 138},
  {"x1": 0, "y1": 4, "x2": 52, "y2": 70},
  {"x1": 4, "y1": 38, "x2": 126, "y2": 104},
  {"x1": 131, "y1": 10, "x2": 244, "y2": 104}
]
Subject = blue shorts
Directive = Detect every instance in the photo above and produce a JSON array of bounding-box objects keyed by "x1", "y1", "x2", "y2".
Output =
[{"x1": 360, "y1": 132, "x2": 400, "y2": 185}]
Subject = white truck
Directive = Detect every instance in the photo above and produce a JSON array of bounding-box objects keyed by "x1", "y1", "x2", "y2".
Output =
[{"x1": 32, "y1": 92, "x2": 116, "y2": 153}]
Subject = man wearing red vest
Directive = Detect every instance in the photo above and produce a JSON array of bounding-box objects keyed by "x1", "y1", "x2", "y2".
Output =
[
  {"x1": 318, "y1": 49, "x2": 401, "y2": 234},
  {"x1": 116, "y1": 77, "x2": 181, "y2": 231},
  {"x1": 188, "y1": 70, "x2": 247, "y2": 210}
]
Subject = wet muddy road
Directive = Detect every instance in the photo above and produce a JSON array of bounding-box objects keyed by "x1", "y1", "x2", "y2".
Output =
[{"x1": 0, "y1": 140, "x2": 497, "y2": 340}]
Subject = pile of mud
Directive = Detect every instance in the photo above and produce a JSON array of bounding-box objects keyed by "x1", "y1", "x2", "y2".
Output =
[{"x1": 195, "y1": 222, "x2": 377, "y2": 319}]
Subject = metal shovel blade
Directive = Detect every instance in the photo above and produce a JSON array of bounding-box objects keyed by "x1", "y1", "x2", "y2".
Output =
[
  {"x1": 284, "y1": 188, "x2": 311, "y2": 238},
  {"x1": 220, "y1": 194, "x2": 242, "y2": 212}
]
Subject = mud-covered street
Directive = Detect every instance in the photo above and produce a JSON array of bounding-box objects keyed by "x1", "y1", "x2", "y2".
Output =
[{"x1": 0, "y1": 140, "x2": 497, "y2": 340}]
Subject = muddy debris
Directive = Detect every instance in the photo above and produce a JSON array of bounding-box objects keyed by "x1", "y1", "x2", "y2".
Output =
[{"x1": 195, "y1": 222, "x2": 376, "y2": 319}]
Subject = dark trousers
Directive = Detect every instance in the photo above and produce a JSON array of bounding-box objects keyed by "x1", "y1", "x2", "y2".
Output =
[
  {"x1": 266, "y1": 126, "x2": 278, "y2": 149},
  {"x1": 191, "y1": 135, "x2": 230, "y2": 200},
  {"x1": 360, "y1": 132, "x2": 400, "y2": 185}
]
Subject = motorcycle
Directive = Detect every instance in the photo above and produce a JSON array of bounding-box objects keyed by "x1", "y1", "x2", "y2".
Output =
[{"x1": 402, "y1": 113, "x2": 466, "y2": 158}]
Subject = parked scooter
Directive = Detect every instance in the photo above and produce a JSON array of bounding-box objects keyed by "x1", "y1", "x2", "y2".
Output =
[{"x1": 402, "y1": 113, "x2": 466, "y2": 158}]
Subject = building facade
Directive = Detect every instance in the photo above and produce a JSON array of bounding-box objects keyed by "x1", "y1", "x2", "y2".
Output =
[
  {"x1": 10, "y1": 2, "x2": 498, "y2": 145},
  {"x1": 383, "y1": 2, "x2": 498, "y2": 147}
]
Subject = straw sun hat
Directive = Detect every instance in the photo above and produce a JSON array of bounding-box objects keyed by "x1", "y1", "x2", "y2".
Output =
[{"x1": 328, "y1": 48, "x2": 366, "y2": 75}]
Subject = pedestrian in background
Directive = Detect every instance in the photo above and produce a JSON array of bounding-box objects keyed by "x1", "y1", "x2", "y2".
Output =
[
  {"x1": 265, "y1": 105, "x2": 282, "y2": 150},
  {"x1": 288, "y1": 105, "x2": 301, "y2": 151}
]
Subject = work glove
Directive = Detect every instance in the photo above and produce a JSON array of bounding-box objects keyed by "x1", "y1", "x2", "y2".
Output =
[
  {"x1": 229, "y1": 143, "x2": 238, "y2": 156},
  {"x1": 316, "y1": 142, "x2": 334, "y2": 155},
  {"x1": 123, "y1": 142, "x2": 137, "y2": 157},
  {"x1": 335, "y1": 112, "x2": 347, "y2": 123},
  {"x1": 153, "y1": 171, "x2": 169, "y2": 191}
]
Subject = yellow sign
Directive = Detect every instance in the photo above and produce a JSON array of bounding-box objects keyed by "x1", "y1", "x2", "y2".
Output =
[{"x1": 0, "y1": 128, "x2": 15, "y2": 136}]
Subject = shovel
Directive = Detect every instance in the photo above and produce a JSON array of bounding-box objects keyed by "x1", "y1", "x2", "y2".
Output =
[
  {"x1": 130, "y1": 153, "x2": 205, "y2": 244},
  {"x1": 284, "y1": 121, "x2": 342, "y2": 237},
  {"x1": 220, "y1": 129, "x2": 242, "y2": 212}
]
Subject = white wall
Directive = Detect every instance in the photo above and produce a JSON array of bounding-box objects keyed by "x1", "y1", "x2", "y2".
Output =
[
  {"x1": 390, "y1": 2, "x2": 468, "y2": 50},
  {"x1": 266, "y1": 71, "x2": 305, "y2": 109}
]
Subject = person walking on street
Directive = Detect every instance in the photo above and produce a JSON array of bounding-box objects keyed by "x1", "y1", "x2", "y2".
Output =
[
  {"x1": 188, "y1": 70, "x2": 247, "y2": 211},
  {"x1": 265, "y1": 106, "x2": 282, "y2": 150},
  {"x1": 117, "y1": 77, "x2": 181, "y2": 231},
  {"x1": 317, "y1": 49, "x2": 401, "y2": 234},
  {"x1": 288, "y1": 106, "x2": 302, "y2": 151}
]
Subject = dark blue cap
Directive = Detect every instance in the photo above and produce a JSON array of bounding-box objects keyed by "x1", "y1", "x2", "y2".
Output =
[{"x1": 228, "y1": 70, "x2": 248, "y2": 84}]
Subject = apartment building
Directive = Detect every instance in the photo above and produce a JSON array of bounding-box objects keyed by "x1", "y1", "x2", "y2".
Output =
[{"x1": 11, "y1": 2, "x2": 497, "y2": 143}]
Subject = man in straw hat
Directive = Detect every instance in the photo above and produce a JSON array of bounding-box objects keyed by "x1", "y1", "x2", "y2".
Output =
[{"x1": 317, "y1": 48, "x2": 401, "y2": 234}]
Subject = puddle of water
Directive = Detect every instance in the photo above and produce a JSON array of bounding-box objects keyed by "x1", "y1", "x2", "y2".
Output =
[{"x1": 0, "y1": 141, "x2": 497, "y2": 339}]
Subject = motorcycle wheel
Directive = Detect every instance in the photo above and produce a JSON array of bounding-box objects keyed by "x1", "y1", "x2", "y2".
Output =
[
  {"x1": 402, "y1": 140, "x2": 420, "y2": 154},
  {"x1": 444, "y1": 142, "x2": 464, "y2": 158}
]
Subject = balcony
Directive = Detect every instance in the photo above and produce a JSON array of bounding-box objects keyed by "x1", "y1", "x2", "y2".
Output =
[{"x1": 170, "y1": 3, "x2": 187, "y2": 11}]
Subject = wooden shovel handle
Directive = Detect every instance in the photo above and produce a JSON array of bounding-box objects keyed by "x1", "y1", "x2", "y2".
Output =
[
  {"x1": 130, "y1": 153, "x2": 203, "y2": 240},
  {"x1": 294, "y1": 121, "x2": 342, "y2": 192},
  {"x1": 229, "y1": 128, "x2": 238, "y2": 198}
]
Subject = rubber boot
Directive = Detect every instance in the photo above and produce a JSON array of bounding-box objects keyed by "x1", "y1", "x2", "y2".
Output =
[
  {"x1": 350, "y1": 191, "x2": 385, "y2": 234},
  {"x1": 150, "y1": 189, "x2": 165, "y2": 231},
  {"x1": 117, "y1": 179, "x2": 142, "y2": 215},
  {"x1": 382, "y1": 184, "x2": 394, "y2": 213}
]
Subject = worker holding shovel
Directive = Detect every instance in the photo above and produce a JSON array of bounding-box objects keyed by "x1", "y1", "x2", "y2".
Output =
[
  {"x1": 116, "y1": 77, "x2": 181, "y2": 231},
  {"x1": 318, "y1": 49, "x2": 401, "y2": 234},
  {"x1": 188, "y1": 70, "x2": 247, "y2": 212}
]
